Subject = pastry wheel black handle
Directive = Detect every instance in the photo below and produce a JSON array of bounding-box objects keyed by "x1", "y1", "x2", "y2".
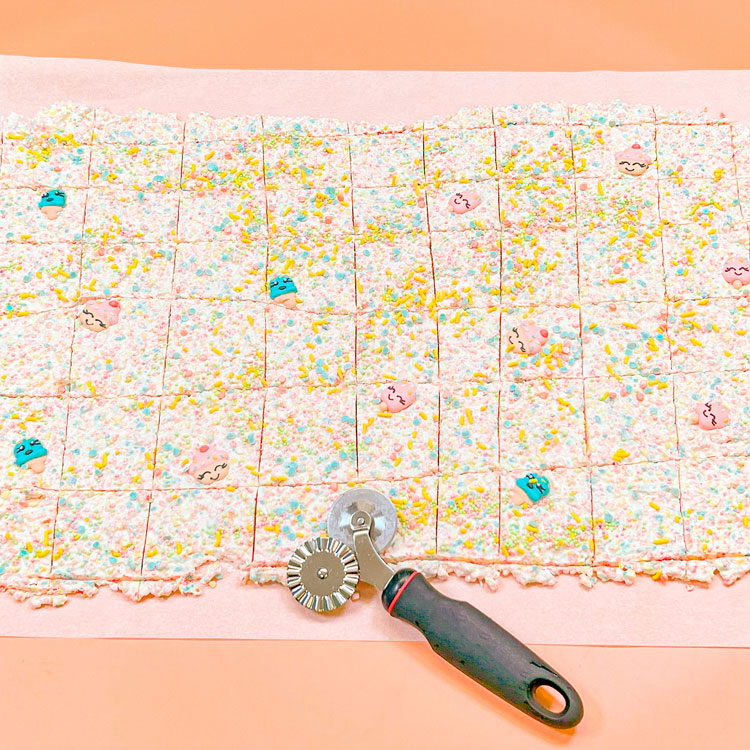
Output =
[{"x1": 381, "y1": 569, "x2": 584, "y2": 730}]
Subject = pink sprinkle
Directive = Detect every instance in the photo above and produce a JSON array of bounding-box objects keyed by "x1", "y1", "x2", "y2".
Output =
[
  {"x1": 609, "y1": 303, "x2": 617, "y2": 311},
  {"x1": 636, "y1": 392, "x2": 645, "y2": 402},
  {"x1": 579, "y1": 182, "x2": 588, "y2": 190}
]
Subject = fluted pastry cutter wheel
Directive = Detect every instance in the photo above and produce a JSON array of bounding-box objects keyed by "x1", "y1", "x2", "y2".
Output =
[{"x1": 287, "y1": 488, "x2": 584, "y2": 729}]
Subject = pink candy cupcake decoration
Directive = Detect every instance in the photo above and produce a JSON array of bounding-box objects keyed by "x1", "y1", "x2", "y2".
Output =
[
  {"x1": 722, "y1": 258, "x2": 750, "y2": 289},
  {"x1": 379, "y1": 382, "x2": 417, "y2": 413},
  {"x1": 508, "y1": 322, "x2": 549, "y2": 356},
  {"x1": 187, "y1": 444, "x2": 230, "y2": 485},
  {"x1": 447, "y1": 189, "x2": 482, "y2": 214},
  {"x1": 78, "y1": 299, "x2": 121, "y2": 333},
  {"x1": 614, "y1": 143, "x2": 652, "y2": 177},
  {"x1": 691, "y1": 401, "x2": 730, "y2": 431}
]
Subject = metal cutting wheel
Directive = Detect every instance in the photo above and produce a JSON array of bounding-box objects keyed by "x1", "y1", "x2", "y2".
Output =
[
  {"x1": 286, "y1": 536, "x2": 359, "y2": 612},
  {"x1": 326, "y1": 487, "x2": 398, "y2": 554}
]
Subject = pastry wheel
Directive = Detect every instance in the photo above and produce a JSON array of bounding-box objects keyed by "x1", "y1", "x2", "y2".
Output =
[{"x1": 286, "y1": 488, "x2": 584, "y2": 730}]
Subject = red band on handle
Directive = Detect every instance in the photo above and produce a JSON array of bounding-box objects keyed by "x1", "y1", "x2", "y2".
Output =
[{"x1": 387, "y1": 571, "x2": 419, "y2": 615}]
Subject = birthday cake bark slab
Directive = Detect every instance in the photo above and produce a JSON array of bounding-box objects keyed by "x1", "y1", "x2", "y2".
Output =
[{"x1": 2, "y1": 101, "x2": 750, "y2": 607}]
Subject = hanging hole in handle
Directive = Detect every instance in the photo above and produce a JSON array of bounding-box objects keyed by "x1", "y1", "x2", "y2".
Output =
[{"x1": 530, "y1": 680, "x2": 569, "y2": 716}]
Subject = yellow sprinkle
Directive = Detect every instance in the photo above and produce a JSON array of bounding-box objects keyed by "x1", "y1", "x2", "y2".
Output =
[
  {"x1": 612, "y1": 449, "x2": 630, "y2": 462},
  {"x1": 653, "y1": 538, "x2": 669, "y2": 545},
  {"x1": 649, "y1": 501, "x2": 661, "y2": 511},
  {"x1": 215, "y1": 530, "x2": 223, "y2": 547}
]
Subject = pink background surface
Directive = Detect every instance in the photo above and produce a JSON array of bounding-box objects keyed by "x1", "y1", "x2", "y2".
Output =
[
  {"x1": 2, "y1": 573, "x2": 750, "y2": 648},
  {"x1": 2, "y1": 57, "x2": 750, "y2": 647},
  {"x1": 3, "y1": 638, "x2": 747, "y2": 749}
]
